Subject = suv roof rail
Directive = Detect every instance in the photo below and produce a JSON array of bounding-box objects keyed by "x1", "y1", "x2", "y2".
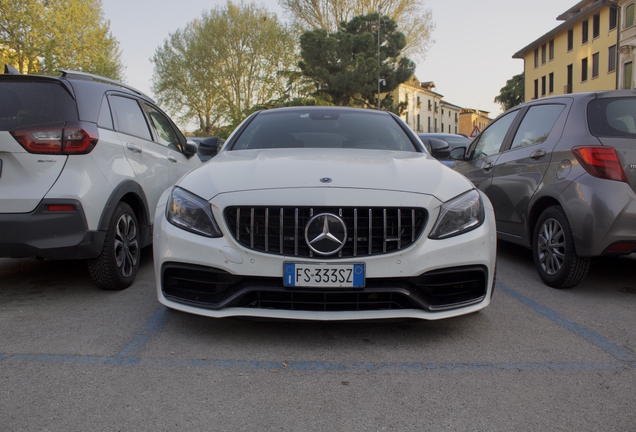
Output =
[{"x1": 59, "y1": 70, "x2": 154, "y2": 102}]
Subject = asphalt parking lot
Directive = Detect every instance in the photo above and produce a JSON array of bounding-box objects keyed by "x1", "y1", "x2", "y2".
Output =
[{"x1": 1, "y1": 242, "x2": 636, "y2": 431}]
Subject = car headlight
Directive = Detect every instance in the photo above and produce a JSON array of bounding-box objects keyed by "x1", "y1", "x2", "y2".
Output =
[
  {"x1": 166, "y1": 187, "x2": 222, "y2": 238},
  {"x1": 429, "y1": 189, "x2": 484, "y2": 239}
]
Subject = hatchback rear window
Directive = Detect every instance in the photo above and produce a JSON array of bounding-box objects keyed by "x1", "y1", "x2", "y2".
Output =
[
  {"x1": 0, "y1": 81, "x2": 78, "y2": 131},
  {"x1": 588, "y1": 97, "x2": 636, "y2": 138}
]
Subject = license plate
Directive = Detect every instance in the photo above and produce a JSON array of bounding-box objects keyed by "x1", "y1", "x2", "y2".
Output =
[{"x1": 283, "y1": 263, "x2": 365, "y2": 288}]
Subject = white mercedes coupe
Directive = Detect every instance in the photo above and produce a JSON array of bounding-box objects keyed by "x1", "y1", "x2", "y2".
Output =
[{"x1": 153, "y1": 107, "x2": 496, "y2": 321}]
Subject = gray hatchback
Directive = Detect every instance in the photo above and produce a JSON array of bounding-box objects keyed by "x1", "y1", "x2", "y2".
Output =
[{"x1": 451, "y1": 91, "x2": 636, "y2": 288}]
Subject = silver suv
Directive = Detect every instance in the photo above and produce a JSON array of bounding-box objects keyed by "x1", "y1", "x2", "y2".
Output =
[
  {"x1": 452, "y1": 91, "x2": 636, "y2": 288},
  {"x1": 0, "y1": 67, "x2": 201, "y2": 290}
]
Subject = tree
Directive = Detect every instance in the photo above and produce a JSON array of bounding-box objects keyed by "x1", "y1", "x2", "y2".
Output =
[
  {"x1": 0, "y1": 0, "x2": 124, "y2": 79},
  {"x1": 494, "y1": 72, "x2": 525, "y2": 111},
  {"x1": 279, "y1": 0, "x2": 434, "y2": 62},
  {"x1": 299, "y1": 13, "x2": 415, "y2": 110},
  {"x1": 152, "y1": 1, "x2": 297, "y2": 135}
]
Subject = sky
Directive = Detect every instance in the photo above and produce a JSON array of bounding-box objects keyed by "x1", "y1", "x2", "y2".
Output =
[{"x1": 101, "y1": 0, "x2": 578, "y2": 127}]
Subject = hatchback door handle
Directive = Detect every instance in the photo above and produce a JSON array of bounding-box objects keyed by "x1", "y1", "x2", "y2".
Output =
[
  {"x1": 482, "y1": 161, "x2": 494, "y2": 172},
  {"x1": 126, "y1": 143, "x2": 142, "y2": 154},
  {"x1": 167, "y1": 155, "x2": 178, "y2": 163},
  {"x1": 530, "y1": 149, "x2": 546, "y2": 160}
]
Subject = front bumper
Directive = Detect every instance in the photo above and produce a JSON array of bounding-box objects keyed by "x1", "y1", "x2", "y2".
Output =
[
  {"x1": 153, "y1": 187, "x2": 497, "y2": 320},
  {"x1": 0, "y1": 199, "x2": 104, "y2": 260}
]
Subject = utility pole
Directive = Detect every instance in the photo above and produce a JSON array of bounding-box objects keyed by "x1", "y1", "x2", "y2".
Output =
[{"x1": 370, "y1": 4, "x2": 386, "y2": 110}]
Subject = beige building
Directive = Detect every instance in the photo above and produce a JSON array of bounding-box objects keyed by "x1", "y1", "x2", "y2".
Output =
[
  {"x1": 618, "y1": 0, "x2": 636, "y2": 88},
  {"x1": 458, "y1": 109, "x2": 491, "y2": 137},
  {"x1": 395, "y1": 77, "x2": 461, "y2": 134},
  {"x1": 513, "y1": 0, "x2": 619, "y2": 101}
]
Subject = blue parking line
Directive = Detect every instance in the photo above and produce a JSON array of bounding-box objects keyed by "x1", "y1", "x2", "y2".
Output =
[
  {"x1": 115, "y1": 307, "x2": 172, "y2": 360},
  {"x1": 496, "y1": 282, "x2": 636, "y2": 367},
  {"x1": 0, "y1": 353, "x2": 627, "y2": 372},
  {"x1": 1, "y1": 284, "x2": 635, "y2": 372}
]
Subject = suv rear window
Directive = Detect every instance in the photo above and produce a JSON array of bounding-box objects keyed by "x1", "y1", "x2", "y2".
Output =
[
  {"x1": 0, "y1": 81, "x2": 78, "y2": 131},
  {"x1": 588, "y1": 97, "x2": 636, "y2": 138}
]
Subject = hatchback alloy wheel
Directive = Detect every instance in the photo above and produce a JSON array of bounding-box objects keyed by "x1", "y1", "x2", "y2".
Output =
[
  {"x1": 114, "y1": 213, "x2": 139, "y2": 278},
  {"x1": 88, "y1": 202, "x2": 141, "y2": 290},
  {"x1": 537, "y1": 217, "x2": 565, "y2": 276},
  {"x1": 532, "y1": 206, "x2": 590, "y2": 289}
]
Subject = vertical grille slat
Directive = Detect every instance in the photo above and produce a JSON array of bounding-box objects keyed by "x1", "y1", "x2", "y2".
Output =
[{"x1": 225, "y1": 206, "x2": 427, "y2": 259}]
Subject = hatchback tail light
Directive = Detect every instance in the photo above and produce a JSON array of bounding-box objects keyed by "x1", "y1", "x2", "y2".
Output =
[
  {"x1": 571, "y1": 146, "x2": 627, "y2": 182},
  {"x1": 10, "y1": 121, "x2": 99, "y2": 155}
]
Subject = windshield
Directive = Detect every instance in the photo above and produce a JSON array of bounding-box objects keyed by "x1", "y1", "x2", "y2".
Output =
[{"x1": 230, "y1": 109, "x2": 419, "y2": 152}]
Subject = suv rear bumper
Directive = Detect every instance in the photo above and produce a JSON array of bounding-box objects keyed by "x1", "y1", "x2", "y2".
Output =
[{"x1": 0, "y1": 199, "x2": 105, "y2": 260}]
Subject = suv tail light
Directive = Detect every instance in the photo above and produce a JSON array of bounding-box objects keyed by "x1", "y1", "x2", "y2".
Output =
[
  {"x1": 10, "y1": 121, "x2": 99, "y2": 155},
  {"x1": 571, "y1": 146, "x2": 627, "y2": 182}
]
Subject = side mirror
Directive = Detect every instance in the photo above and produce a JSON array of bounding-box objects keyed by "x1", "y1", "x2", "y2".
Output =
[
  {"x1": 198, "y1": 136, "x2": 223, "y2": 160},
  {"x1": 428, "y1": 138, "x2": 450, "y2": 160},
  {"x1": 183, "y1": 140, "x2": 198, "y2": 156},
  {"x1": 449, "y1": 147, "x2": 467, "y2": 161}
]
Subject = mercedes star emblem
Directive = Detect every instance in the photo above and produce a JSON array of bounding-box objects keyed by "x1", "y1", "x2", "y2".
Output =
[{"x1": 304, "y1": 213, "x2": 347, "y2": 256}]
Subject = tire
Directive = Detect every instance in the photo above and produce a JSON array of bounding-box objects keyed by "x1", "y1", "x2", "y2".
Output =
[
  {"x1": 532, "y1": 206, "x2": 590, "y2": 289},
  {"x1": 88, "y1": 202, "x2": 140, "y2": 290}
]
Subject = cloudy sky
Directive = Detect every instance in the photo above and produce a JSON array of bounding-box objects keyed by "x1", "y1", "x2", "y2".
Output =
[{"x1": 102, "y1": 0, "x2": 577, "y2": 125}]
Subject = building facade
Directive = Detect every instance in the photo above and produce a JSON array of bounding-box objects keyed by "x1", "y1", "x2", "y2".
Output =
[
  {"x1": 618, "y1": 0, "x2": 636, "y2": 89},
  {"x1": 514, "y1": 0, "x2": 619, "y2": 101},
  {"x1": 395, "y1": 77, "x2": 461, "y2": 134},
  {"x1": 458, "y1": 109, "x2": 492, "y2": 137}
]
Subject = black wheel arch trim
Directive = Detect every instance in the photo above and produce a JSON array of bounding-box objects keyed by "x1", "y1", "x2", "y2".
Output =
[{"x1": 97, "y1": 180, "x2": 152, "y2": 248}]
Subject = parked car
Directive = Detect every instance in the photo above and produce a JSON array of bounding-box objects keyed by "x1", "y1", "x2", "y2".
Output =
[
  {"x1": 153, "y1": 106, "x2": 497, "y2": 321},
  {"x1": 451, "y1": 91, "x2": 636, "y2": 288},
  {"x1": 418, "y1": 133, "x2": 471, "y2": 166},
  {"x1": 0, "y1": 67, "x2": 201, "y2": 290}
]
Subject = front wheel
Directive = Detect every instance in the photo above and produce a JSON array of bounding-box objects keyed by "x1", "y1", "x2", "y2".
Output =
[
  {"x1": 88, "y1": 202, "x2": 141, "y2": 290},
  {"x1": 532, "y1": 206, "x2": 590, "y2": 289}
]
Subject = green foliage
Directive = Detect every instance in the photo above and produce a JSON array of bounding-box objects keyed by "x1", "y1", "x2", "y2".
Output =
[
  {"x1": 0, "y1": 0, "x2": 123, "y2": 79},
  {"x1": 298, "y1": 12, "x2": 415, "y2": 109},
  {"x1": 494, "y1": 72, "x2": 525, "y2": 111},
  {"x1": 278, "y1": 0, "x2": 435, "y2": 62},
  {"x1": 152, "y1": 1, "x2": 297, "y2": 135}
]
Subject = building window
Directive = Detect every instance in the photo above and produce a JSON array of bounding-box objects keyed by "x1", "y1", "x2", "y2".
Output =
[
  {"x1": 442, "y1": 122, "x2": 445, "y2": 131},
  {"x1": 609, "y1": 45, "x2": 617, "y2": 72},
  {"x1": 593, "y1": 14, "x2": 600, "y2": 38},
  {"x1": 624, "y1": 62, "x2": 633, "y2": 89},
  {"x1": 582, "y1": 57, "x2": 588, "y2": 81},
  {"x1": 582, "y1": 20, "x2": 589, "y2": 44},
  {"x1": 417, "y1": 114, "x2": 421, "y2": 132},
  {"x1": 541, "y1": 76, "x2": 546, "y2": 96},
  {"x1": 428, "y1": 117, "x2": 431, "y2": 132},
  {"x1": 434, "y1": 118, "x2": 438, "y2": 132},
  {"x1": 534, "y1": 48, "x2": 539, "y2": 68},
  {"x1": 567, "y1": 29, "x2": 574, "y2": 51},
  {"x1": 592, "y1": 52, "x2": 599, "y2": 78},
  {"x1": 541, "y1": 44, "x2": 547, "y2": 64},
  {"x1": 549, "y1": 72, "x2": 554, "y2": 93},
  {"x1": 405, "y1": 112, "x2": 409, "y2": 125},
  {"x1": 549, "y1": 39, "x2": 554, "y2": 60},
  {"x1": 627, "y1": 4, "x2": 635, "y2": 28},
  {"x1": 566, "y1": 64, "x2": 573, "y2": 93},
  {"x1": 610, "y1": 7, "x2": 618, "y2": 30},
  {"x1": 534, "y1": 79, "x2": 539, "y2": 99}
]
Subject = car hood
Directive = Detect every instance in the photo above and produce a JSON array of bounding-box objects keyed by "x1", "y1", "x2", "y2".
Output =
[{"x1": 177, "y1": 148, "x2": 473, "y2": 203}]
